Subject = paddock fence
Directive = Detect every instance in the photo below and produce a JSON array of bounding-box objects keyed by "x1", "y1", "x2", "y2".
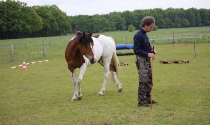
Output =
[{"x1": 0, "y1": 32, "x2": 209, "y2": 64}]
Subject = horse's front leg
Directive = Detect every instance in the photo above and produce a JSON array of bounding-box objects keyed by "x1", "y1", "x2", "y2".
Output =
[
  {"x1": 71, "y1": 71, "x2": 78, "y2": 101},
  {"x1": 111, "y1": 71, "x2": 123, "y2": 92},
  {"x1": 77, "y1": 63, "x2": 87, "y2": 100},
  {"x1": 98, "y1": 60, "x2": 110, "y2": 96}
]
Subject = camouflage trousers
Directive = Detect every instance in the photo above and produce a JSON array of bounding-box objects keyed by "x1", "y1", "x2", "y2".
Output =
[{"x1": 135, "y1": 55, "x2": 153, "y2": 104}]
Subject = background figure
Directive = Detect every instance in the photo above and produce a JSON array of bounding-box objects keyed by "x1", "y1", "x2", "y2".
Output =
[{"x1": 133, "y1": 16, "x2": 158, "y2": 107}]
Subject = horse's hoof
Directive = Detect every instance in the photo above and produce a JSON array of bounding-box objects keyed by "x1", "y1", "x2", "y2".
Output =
[
  {"x1": 97, "y1": 93, "x2": 103, "y2": 96},
  {"x1": 118, "y1": 88, "x2": 123, "y2": 92},
  {"x1": 77, "y1": 96, "x2": 82, "y2": 100},
  {"x1": 71, "y1": 99, "x2": 77, "y2": 101}
]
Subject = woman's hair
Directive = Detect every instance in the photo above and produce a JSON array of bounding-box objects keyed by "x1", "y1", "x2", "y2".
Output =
[{"x1": 142, "y1": 16, "x2": 155, "y2": 27}]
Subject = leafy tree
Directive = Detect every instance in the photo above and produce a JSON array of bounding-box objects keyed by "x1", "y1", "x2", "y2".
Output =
[
  {"x1": 181, "y1": 18, "x2": 190, "y2": 27},
  {"x1": 132, "y1": 10, "x2": 144, "y2": 29},
  {"x1": 71, "y1": 15, "x2": 92, "y2": 32},
  {"x1": 199, "y1": 8, "x2": 210, "y2": 26},
  {"x1": 0, "y1": 0, "x2": 23, "y2": 38},
  {"x1": 108, "y1": 20, "x2": 116, "y2": 31},
  {"x1": 193, "y1": 9, "x2": 202, "y2": 26},
  {"x1": 153, "y1": 25, "x2": 158, "y2": 31},
  {"x1": 33, "y1": 6, "x2": 57, "y2": 36},
  {"x1": 0, "y1": 1, "x2": 210, "y2": 40},
  {"x1": 185, "y1": 8, "x2": 196, "y2": 27},
  {"x1": 109, "y1": 12, "x2": 126, "y2": 30},
  {"x1": 21, "y1": 7, "x2": 43, "y2": 37},
  {"x1": 0, "y1": 0, "x2": 7, "y2": 39},
  {"x1": 89, "y1": 14, "x2": 109, "y2": 32},
  {"x1": 150, "y1": 8, "x2": 167, "y2": 28},
  {"x1": 128, "y1": 24, "x2": 135, "y2": 32},
  {"x1": 121, "y1": 11, "x2": 136, "y2": 30},
  {"x1": 49, "y1": 5, "x2": 71, "y2": 35}
]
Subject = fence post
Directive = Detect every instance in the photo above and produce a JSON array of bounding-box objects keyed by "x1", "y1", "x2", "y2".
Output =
[
  {"x1": 11, "y1": 44, "x2": 14, "y2": 61},
  {"x1": 194, "y1": 41, "x2": 196, "y2": 58},
  {"x1": 173, "y1": 33, "x2": 174, "y2": 43},
  {"x1": 115, "y1": 38, "x2": 118, "y2": 44},
  {"x1": 43, "y1": 41, "x2": 46, "y2": 57}
]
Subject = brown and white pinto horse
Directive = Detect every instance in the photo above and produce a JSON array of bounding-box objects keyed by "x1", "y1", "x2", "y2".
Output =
[{"x1": 65, "y1": 31, "x2": 122, "y2": 101}]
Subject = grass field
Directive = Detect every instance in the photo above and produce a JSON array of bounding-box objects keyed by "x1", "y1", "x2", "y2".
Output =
[{"x1": 0, "y1": 27, "x2": 210, "y2": 125}]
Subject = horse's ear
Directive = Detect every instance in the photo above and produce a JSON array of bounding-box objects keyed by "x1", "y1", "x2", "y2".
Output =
[
  {"x1": 82, "y1": 32, "x2": 86, "y2": 38},
  {"x1": 76, "y1": 29, "x2": 82, "y2": 35},
  {"x1": 87, "y1": 31, "x2": 93, "y2": 36},
  {"x1": 89, "y1": 32, "x2": 92, "y2": 36},
  {"x1": 75, "y1": 29, "x2": 78, "y2": 34}
]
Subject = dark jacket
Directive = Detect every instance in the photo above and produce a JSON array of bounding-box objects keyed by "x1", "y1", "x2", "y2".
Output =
[{"x1": 133, "y1": 28, "x2": 152, "y2": 57}]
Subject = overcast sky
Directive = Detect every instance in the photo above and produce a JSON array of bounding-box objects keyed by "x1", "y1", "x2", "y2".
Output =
[{"x1": 20, "y1": 0, "x2": 209, "y2": 16}]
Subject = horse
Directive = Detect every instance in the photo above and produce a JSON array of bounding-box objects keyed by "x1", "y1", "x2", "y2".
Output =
[{"x1": 65, "y1": 30, "x2": 123, "y2": 101}]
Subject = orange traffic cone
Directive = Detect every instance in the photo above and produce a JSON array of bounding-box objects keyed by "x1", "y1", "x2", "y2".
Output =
[{"x1": 22, "y1": 60, "x2": 27, "y2": 70}]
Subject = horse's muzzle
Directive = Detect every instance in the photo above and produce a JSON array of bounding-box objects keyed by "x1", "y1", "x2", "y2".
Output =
[{"x1": 89, "y1": 58, "x2": 95, "y2": 64}]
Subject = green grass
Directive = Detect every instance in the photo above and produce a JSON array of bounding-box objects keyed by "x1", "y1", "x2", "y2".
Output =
[{"x1": 0, "y1": 27, "x2": 210, "y2": 125}]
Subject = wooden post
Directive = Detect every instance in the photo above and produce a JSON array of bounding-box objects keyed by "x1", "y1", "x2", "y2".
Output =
[
  {"x1": 11, "y1": 44, "x2": 14, "y2": 61},
  {"x1": 173, "y1": 33, "x2": 174, "y2": 43},
  {"x1": 43, "y1": 41, "x2": 46, "y2": 57},
  {"x1": 194, "y1": 41, "x2": 196, "y2": 58},
  {"x1": 115, "y1": 38, "x2": 118, "y2": 44}
]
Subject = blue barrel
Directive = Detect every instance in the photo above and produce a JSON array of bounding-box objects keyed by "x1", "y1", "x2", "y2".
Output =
[
  {"x1": 125, "y1": 44, "x2": 133, "y2": 49},
  {"x1": 116, "y1": 44, "x2": 126, "y2": 50}
]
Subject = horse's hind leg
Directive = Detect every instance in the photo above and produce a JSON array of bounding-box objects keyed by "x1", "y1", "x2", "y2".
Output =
[
  {"x1": 109, "y1": 64, "x2": 123, "y2": 92},
  {"x1": 98, "y1": 58, "x2": 111, "y2": 96},
  {"x1": 111, "y1": 71, "x2": 123, "y2": 92},
  {"x1": 70, "y1": 71, "x2": 78, "y2": 101}
]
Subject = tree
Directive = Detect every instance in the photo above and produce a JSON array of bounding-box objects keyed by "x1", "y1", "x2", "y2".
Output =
[
  {"x1": 121, "y1": 11, "x2": 136, "y2": 30},
  {"x1": 109, "y1": 12, "x2": 126, "y2": 30},
  {"x1": 90, "y1": 14, "x2": 109, "y2": 32},
  {"x1": 33, "y1": 6, "x2": 57, "y2": 36},
  {"x1": 181, "y1": 18, "x2": 190, "y2": 27},
  {"x1": 185, "y1": 8, "x2": 196, "y2": 27},
  {"x1": 128, "y1": 24, "x2": 135, "y2": 32},
  {"x1": 192, "y1": 9, "x2": 202, "y2": 26},
  {"x1": 0, "y1": 0, "x2": 23, "y2": 38},
  {"x1": 21, "y1": 7, "x2": 43, "y2": 37},
  {"x1": 132, "y1": 10, "x2": 144, "y2": 29},
  {"x1": 49, "y1": 5, "x2": 71, "y2": 35},
  {"x1": 153, "y1": 25, "x2": 158, "y2": 31},
  {"x1": 199, "y1": 8, "x2": 210, "y2": 26},
  {"x1": 72, "y1": 15, "x2": 91, "y2": 31},
  {"x1": 150, "y1": 8, "x2": 167, "y2": 28},
  {"x1": 0, "y1": 0, "x2": 7, "y2": 39}
]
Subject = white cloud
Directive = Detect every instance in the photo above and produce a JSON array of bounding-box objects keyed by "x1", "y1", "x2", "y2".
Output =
[{"x1": 6, "y1": 0, "x2": 210, "y2": 16}]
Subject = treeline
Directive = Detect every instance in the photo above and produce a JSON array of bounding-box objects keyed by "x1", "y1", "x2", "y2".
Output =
[{"x1": 0, "y1": 0, "x2": 210, "y2": 39}]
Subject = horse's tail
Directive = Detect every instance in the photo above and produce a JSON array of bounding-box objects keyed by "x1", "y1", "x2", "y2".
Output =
[
  {"x1": 109, "y1": 36, "x2": 120, "y2": 77},
  {"x1": 112, "y1": 47, "x2": 119, "y2": 76},
  {"x1": 109, "y1": 39, "x2": 122, "y2": 86}
]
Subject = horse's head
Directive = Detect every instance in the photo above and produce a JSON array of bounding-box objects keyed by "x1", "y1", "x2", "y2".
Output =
[{"x1": 76, "y1": 31, "x2": 95, "y2": 64}]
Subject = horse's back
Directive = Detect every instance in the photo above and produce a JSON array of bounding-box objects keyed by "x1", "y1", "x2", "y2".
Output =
[
  {"x1": 65, "y1": 40, "x2": 72, "y2": 62},
  {"x1": 97, "y1": 35, "x2": 116, "y2": 47},
  {"x1": 93, "y1": 35, "x2": 116, "y2": 57}
]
